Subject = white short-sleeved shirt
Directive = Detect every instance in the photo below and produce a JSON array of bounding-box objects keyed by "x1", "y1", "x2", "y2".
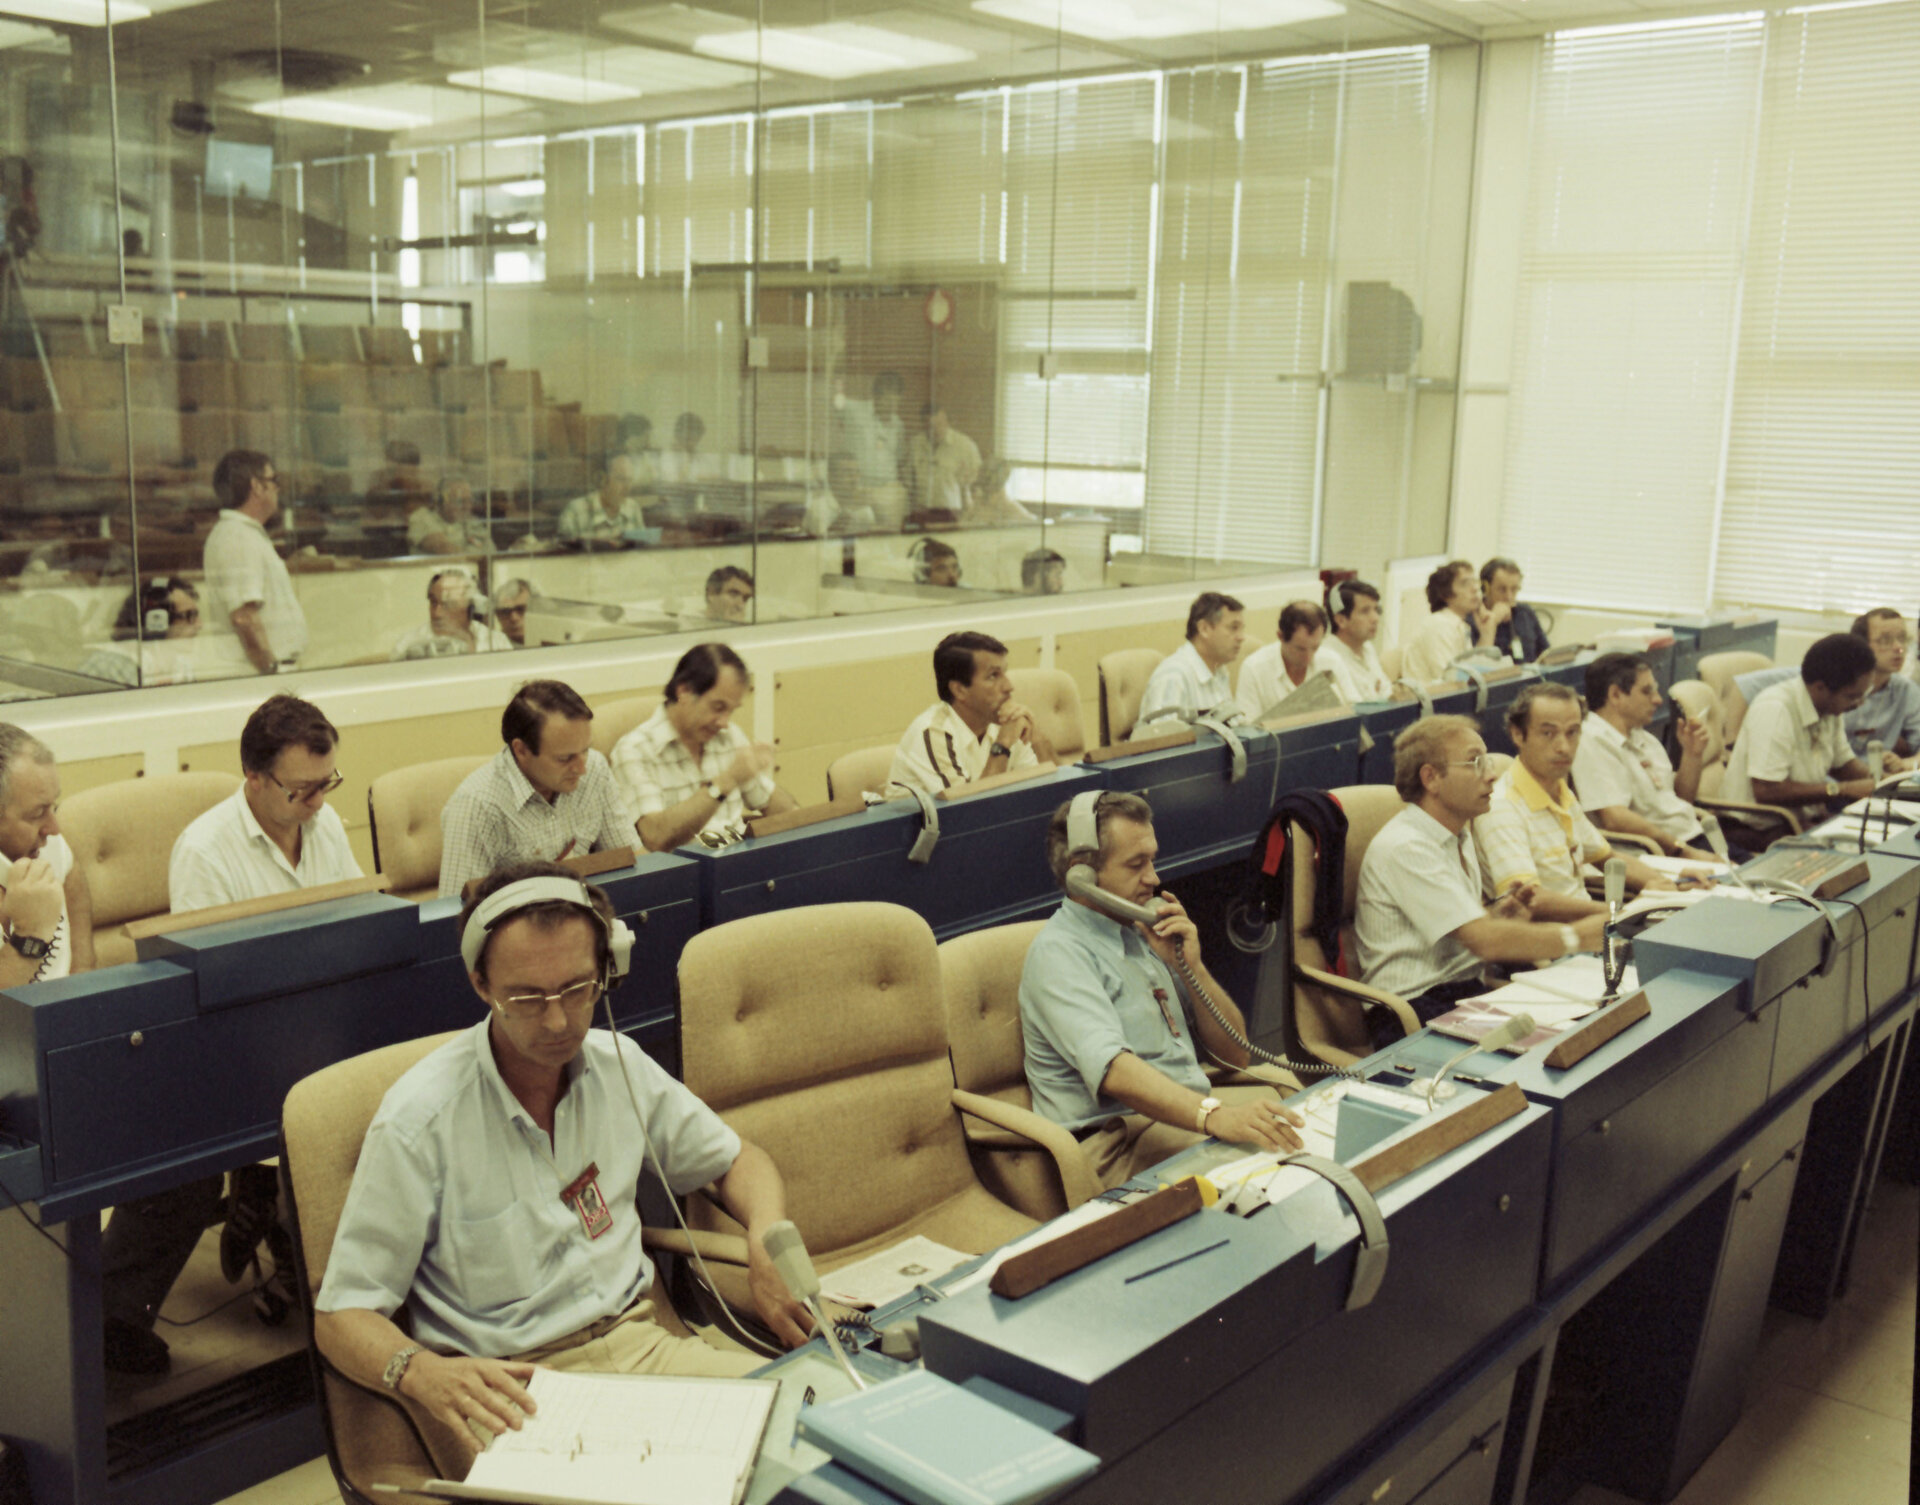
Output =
[
  {"x1": 1573, "y1": 712, "x2": 1703, "y2": 845},
  {"x1": 1236, "y1": 642, "x2": 1309, "y2": 719},
  {"x1": 405, "y1": 507, "x2": 497, "y2": 555},
  {"x1": 391, "y1": 621, "x2": 516, "y2": 661},
  {"x1": 202, "y1": 510, "x2": 307, "y2": 664},
  {"x1": 1721, "y1": 677, "x2": 1851, "y2": 811},
  {"x1": 315, "y1": 1019, "x2": 740, "y2": 1358},
  {"x1": 887, "y1": 700, "x2": 1037, "y2": 797},
  {"x1": 1132, "y1": 642, "x2": 1246, "y2": 736},
  {"x1": 2, "y1": 832, "x2": 74, "y2": 981},
  {"x1": 168, "y1": 789, "x2": 363, "y2": 914},
  {"x1": 1474, "y1": 761, "x2": 1613, "y2": 900},
  {"x1": 1354, "y1": 804, "x2": 1488, "y2": 1001},
  {"x1": 1401, "y1": 610, "x2": 1470, "y2": 685},
  {"x1": 1315, "y1": 636, "x2": 1394, "y2": 704},
  {"x1": 556, "y1": 493, "x2": 648, "y2": 543},
  {"x1": 611, "y1": 706, "x2": 778, "y2": 846}
]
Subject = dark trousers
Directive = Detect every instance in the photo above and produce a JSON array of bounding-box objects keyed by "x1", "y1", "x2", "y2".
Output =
[
  {"x1": 99, "y1": 1175, "x2": 224, "y2": 1329},
  {"x1": 1371, "y1": 975, "x2": 1493, "y2": 1053}
]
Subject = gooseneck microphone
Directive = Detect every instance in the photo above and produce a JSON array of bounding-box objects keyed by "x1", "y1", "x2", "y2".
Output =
[
  {"x1": 761, "y1": 1219, "x2": 868, "y2": 1391},
  {"x1": 1602, "y1": 856, "x2": 1627, "y2": 1001},
  {"x1": 1414, "y1": 1011, "x2": 1538, "y2": 1106}
]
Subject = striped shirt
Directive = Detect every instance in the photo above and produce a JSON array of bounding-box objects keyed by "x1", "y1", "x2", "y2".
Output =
[
  {"x1": 887, "y1": 700, "x2": 1037, "y2": 797},
  {"x1": 556, "y1": 492, "x2": 648, "y2": 544},
  {"x1": 1474, "y1": 760, "x2": 1612, "y2": 900},
  {"x1": 1354, "y1": 804, "x2": 1488, "y2": 1000},
  {"x1": 1132, "y1": 641, "x2": 1246, "y2": 736},
  {"x1": 437, "y1": 746, "x2": 635, "y2": 899},
  {"x1": 610, "y1": 705, "x2": 777, "y2": 846}
]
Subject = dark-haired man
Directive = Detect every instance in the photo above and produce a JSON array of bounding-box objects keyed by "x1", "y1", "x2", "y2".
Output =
[
  {"x1": 439, "y1": 681, "x2": 637, "y2": 899},
  {"x1": 1020, "y1": 792, "x2": 1304, "y2": 1188},
  {"x1": 169, "y1": 694, "x2": 362, "y2": 911},
  {"x1": 1315, "y1": 579, "x2": 1395, "y2": 703},
  {"x1": 315, "y1": 860, "x2": 807, "y2": 1480},
  {"x1": 613, "y1": 645, "x2": 797, "y2": 851},
  {"x1": 204, "y1": 449, "x2": 305, "y2": 675},
  {"x1": 1573, "y1": 652, "x2": 1716, "y2": 859},
  {"x1": 1480, "y1": 557, "x2": 1549, "y2": 664},
  {"x1": 704, "y1": 566, "x2": 754, "y2": 623},
  {"x1": 1237, "y1": 600, "x2": 1327, "y2": 716},
  {"x1": 1132, "y1": 592, "x2": 1250, "y2": 736},
  {"x1": 1721, "y1": 633, "x2": 1879, "y2": 826},
  {"x1": 889, "y1": 630, "x2": 1053, "y2": 795},
  {"x1": 909, "y1": 402, "x2": 981, "y2": 516},
  {"x1": 1733, "y1": 609, "x2": 1920, "y2": 772},
  {"x1": 1402, "y1": 560, "x2": 1498, "y2": 685},
  {"x1": 913, "y1": 538, "x2": 961, "y2": 588}
]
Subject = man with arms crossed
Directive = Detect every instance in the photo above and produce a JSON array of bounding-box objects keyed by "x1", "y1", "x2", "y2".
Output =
[
  {"x1": 1721, "y1": 633, "x2": 1879, "y2": 829},
  {"x1": 1132, "y1": 592, "x2": 1251, "y2": 736},
  {"x1": 613, "y1": 643, "x2": 798, "y2": 851},
  {"x1": 203, "y1": 449, "x2": 306, "y2": 676},
  {"x1": 1356, "y1": 716, "x2": 1606, "y2": 1049},
  {"x1": 1020, "y1": 792, "x2": 1305, "y2": 1188},
  {"x1": 1237, "y1": 600, "x2": 1328, "y2": 717},
  {"x1": 1573, "y1": 653, "x2": 1718, "y2": 860},
  {"x1": 440, "y1": 681, "x2": 637, "y2": 899},
  {"x1": 890, "y1": 631, "x2": 1054, "y2": 795},
  {"x1": 1315, "y1": 579, "x2": 1396, "y2": 704},
  {"x1": 316, "y1": 861, "x2": 807, "y2": 1478},
  {"x1": 1474, "y1": 683, "x2": 1676, "y2": 921}
]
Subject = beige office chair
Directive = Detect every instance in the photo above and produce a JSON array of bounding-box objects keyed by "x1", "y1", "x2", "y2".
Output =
[
  {"x1": 589, "y1": 694, "x2": 656, "y2": 760},
  {"x1": 1006, "y1": 667, "x2": 1086, "y2": 762},
  {"x1": 661, "y1": 903, "x2": 1039, "y2": 1337},
  {"x1": 937, "y1": 921, "x2": 1102, "y2": 1221},
  {"x1": 1097, "y1": 648, "x2": 1165, "y2": 745},
  {"x1": 825, "y1": 743, "x2": 897, "y2": 802},
  {"x1": 1286, "y1": 785, "x2": 1423, "y2": 1068},
  {"x1": 60, "y1": 772, "x2": 240, "y2": 968},
  {"x1": 1699, "y1": 651, "x2": 1775, "y2": 747},
  {"x1": 1669, "y1": 679, "x2": 1800, "y2": 843},
  {"x1": 1380, "y1": 644, "x2": 1405, "y2": 682},
  {"x1": 368, "y1": 755, "x2": 489, "y2": 901}
]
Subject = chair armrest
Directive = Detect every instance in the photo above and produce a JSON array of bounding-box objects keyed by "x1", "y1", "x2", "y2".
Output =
[
  {"x1": 642, "y1": 1226, "x2": 751, "y2": 1268},
  {"x1": 1695, "y1": 796, "x2": 1803, "y2": 835},
  {"x1": 1297, "y1": 963, "x2": 1422, "y2": 1048},
  {"x1": 1207, "y1": 1062, "x2": 1305, "y2": 1094},
  {"x1": 951, "y1": 1089, "x2": 1102, "y2": 1211},
  {"x1": 1601, "y1": 830, "x2": 1663, "y2": 855}
]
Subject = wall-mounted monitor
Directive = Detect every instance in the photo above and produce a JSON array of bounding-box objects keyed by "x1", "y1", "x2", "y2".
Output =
[{"x1": 205, "y1": 139, "x2": 274, "y2": 201}]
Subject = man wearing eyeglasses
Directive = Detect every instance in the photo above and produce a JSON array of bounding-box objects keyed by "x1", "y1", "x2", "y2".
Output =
[
  {"x1": 1354, "y1": 715, "x2": 1607, "y2": 1049},
  {"x1": 491, "y1": 579, "x2": 534, "y2": 648},
  {"x1": 316, "y1": 861, "x2": 808, "y2": 1479},
  {"x1": 168, "y1": 694, "x2": 361, "y2": 913},
  {"x1": 203, "y1": 449, "x2": 307, "y2": 676},
  {"x1": 103, "y1": 695, "x2": 362, "y2": 1376}
]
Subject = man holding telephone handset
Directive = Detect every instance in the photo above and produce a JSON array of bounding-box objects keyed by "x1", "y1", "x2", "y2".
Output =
[{"x1": 1019, "y1": 791, "x2": 1306, "y2": 1189}]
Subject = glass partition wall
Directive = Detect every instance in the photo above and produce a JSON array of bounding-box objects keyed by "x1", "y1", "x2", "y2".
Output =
[{"x1": 0, "y1": 0, "x2": 1474, "y2": 696}]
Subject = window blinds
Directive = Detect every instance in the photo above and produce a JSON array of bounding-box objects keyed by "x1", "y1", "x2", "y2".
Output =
[
  {"x1": 1716, "y1": 0, "x2": 1920, "y2": 612},
  {"x1": 1497, "y1": 17, "x2": 1764, "y2": 614}
]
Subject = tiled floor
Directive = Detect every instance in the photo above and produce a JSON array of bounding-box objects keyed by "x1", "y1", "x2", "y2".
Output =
[{"x1": 208, "y1": 1180, "x2": 1917, "y2": 1505}]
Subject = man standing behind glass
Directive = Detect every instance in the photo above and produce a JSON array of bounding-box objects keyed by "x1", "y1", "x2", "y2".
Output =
[
  {"x1": 838, "y1": 372, "x2": 907, "y2": 529},
  {"x1": 204, "y1": 449, "x2": 306, "y2": 675},
  {"x1": 909, "y1": 402, "x2": 981, "y2": 516}
]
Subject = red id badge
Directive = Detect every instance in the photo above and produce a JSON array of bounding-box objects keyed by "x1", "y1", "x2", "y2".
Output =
[{"x1": 559, "y1": 1162, "x2": 613, "y2": 1240}]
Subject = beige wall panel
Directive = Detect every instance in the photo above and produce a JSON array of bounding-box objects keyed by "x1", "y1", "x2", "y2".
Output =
[{"x1": 56, "y1": 753, "x2": 146, "y2": 798}]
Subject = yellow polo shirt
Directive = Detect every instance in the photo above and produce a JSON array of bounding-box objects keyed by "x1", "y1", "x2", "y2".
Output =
[{"x1": 1474, "y1": 759, "x2": 1614, "y2": 899}]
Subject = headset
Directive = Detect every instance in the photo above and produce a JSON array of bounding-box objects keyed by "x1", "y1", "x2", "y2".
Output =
[
  {"x1": 909, "y1": 537, "x2": 935, "y2": 584},
  {"x1": 459, "y1": 875, "x2": 634, "y2": 991},
  {"x1": 429, "y1": 566, "x2": 491, "y2": 619},
  {"x1": 1328, "y1": 577, "x2": 1355, "y2": 622},
  {"x1": 141, "y1": 576, "x2": 194, "y2": 637}
]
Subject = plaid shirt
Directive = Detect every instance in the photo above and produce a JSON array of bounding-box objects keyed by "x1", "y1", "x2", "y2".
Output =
[
  {"x1": 611, "y1": 706, "x2": 777, "y2": 847},
  {"x1": 438, "y1": 747, "x2": 635, "y2": 899}
]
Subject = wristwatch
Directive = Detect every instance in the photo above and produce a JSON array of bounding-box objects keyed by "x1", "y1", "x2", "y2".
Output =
[
  {"x1": 1824, "y1": 780, "x2": 1841, "y2": 799},
  {"x1": 382, "y1": 1344, "x2": 423, "y2": 1393},
  {"x1": 1195, "y1": 1096, "x2": 1223, "y2": 1134},
  {"x1": 989, "y1": 742, "x2": 1012, "y2": 758},
  {"x1": 704, "y1": 779, "x2": 727, "y2": 801},
  {"x1": 1557, "y1": 924, "x2": 1580, "y2": 958},
  {"x1": 7, "y1": 932, "x2": 51, "y2": 961}
]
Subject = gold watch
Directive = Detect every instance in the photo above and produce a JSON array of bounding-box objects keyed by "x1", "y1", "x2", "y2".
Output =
[{"x1": 1196, "y1": 1096, "x2": 1223, "y2": 1134}]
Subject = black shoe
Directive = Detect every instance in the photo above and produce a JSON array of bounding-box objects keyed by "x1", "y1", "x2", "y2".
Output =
[
  {"x1": 104, "y1": 1318, "x2": 171, "y2": 1376},
  {"x1": 220, "y1": 1168, "x2": 278, "y2": 1284}
]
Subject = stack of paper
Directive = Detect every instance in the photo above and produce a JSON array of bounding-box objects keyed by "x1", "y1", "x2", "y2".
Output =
[{"x1": 820, "y1": 1236, "x2": 971, "y2": 1310}]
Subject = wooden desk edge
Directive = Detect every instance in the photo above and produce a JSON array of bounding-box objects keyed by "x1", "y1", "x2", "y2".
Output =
[
  {"x1": 936, "y1": 760, "x2": 1059, "y2": 802},
  {"x1": 1544, "y1": 992, "x2": 1652, "y2": 1069},
  {"x1": 124, "y1": 874, "x2": 394, "y2": 941},
  {"x1": 559, "y1": 846, "x2": 638, "y2": 880},
  {"x1": 746, "y1": 794, "x2": 866, "y2": 838},
  {"x1": 1349, "y1": 1082, "x2": 1528, "y2": 1195},
  {"x1": 1086, "y1": 730, "x2": 1199, "y2": 762}
]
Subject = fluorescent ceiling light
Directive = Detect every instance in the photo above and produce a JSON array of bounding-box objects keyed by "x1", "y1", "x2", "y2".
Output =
[
  {"x1": 497, "y1": 178, "x2": 545, "y2": 197},
  {"x1": 600, "y1": 4, "x2": 748, "y2": 48},
  {"x1": 446, "y1": 66, "x2": 641, "y2": 104},
  {"x1": 0, "y1": 18, "x2": 62, "y2": 46},
  {"x1": 251, "y1": 95, "x2": 433, "y2": 131},
  {"x1": 972, "y1": 0, "x2": 1343, "y2": 41},
  {"x1": 696, "y1": 22, "x2": 973, "y2": 79},
  {"x1": 243, "y1": 83, "x2": 523, "y2": 133},
  {"x1": 0, "y1": 0, "x2": 149, "y2": 22}
]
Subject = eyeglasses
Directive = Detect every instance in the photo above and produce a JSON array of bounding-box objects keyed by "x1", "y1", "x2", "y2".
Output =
[
  {"x1": 494, "y1": 603, "x2": 529, "y2": 616},
  {"x1": 173, "y1": 608, "x2": 200, "y2": 624},
  {"x1": 1872, "y1": 633, "x2": 1912, "y2": 650},
  {"x1": 492, "y1": 979, "x2": 602, "y2": 1019},
  {"x1": 1443, "y1": 754, "x2": 1498, "y2": 778},
  {"x1": 267, "y1": 769, "x2": 345, "y2": 802}
]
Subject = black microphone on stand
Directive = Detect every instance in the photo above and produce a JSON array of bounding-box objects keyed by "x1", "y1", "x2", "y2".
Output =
[{"x1": 1602, "y1": 856, "x2": 1627, "y2": 1003}]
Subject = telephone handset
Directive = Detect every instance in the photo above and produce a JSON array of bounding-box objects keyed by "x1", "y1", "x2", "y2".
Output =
[{"x1": 1065, "y1": 866, "x2": 1351, "y2": 1080}]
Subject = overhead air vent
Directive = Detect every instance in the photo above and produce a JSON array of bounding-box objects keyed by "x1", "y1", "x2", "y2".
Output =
[{"x1": 227, "y1": 49, "x2": 371, "y2": 92}]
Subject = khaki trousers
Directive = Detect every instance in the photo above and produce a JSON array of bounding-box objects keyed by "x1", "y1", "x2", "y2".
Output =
[
  {"x1": 1079, "y1": 1082, "x2": 1289, "y2": 1191},
  {"x1": 410, "y1": 1299, "x2": 761, "y2": 1478}
]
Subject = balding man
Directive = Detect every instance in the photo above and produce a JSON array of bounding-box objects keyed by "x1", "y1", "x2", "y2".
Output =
[{"x1": 0, "y1": 724, "x2": 94, "y2": 987}]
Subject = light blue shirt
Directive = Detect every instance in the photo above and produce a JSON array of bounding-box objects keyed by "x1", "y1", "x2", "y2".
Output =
[
  {"x1": 316, "y1": 1018, "x2": 740, "y2": 1358},
  {"x1": 1019, "y1": 897, "x2": 1210, "y2": 1129},
  {"x1": 1132, "y1": 640, "x2": 1247, "y2": 737},
  {"x1": 1735, "y1": 665, "x2": 1920, "y2": 757}
]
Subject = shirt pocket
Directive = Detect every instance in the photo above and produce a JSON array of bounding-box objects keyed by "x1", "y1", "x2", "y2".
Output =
[{"x1": 448, "y1": 1202, "x2": 543, "y2": 1313}]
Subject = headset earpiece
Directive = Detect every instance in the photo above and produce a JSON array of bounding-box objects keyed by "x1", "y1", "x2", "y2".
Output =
[{"x1": 1066, "y1": 790, "x2": 1103, "y2": 871}]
